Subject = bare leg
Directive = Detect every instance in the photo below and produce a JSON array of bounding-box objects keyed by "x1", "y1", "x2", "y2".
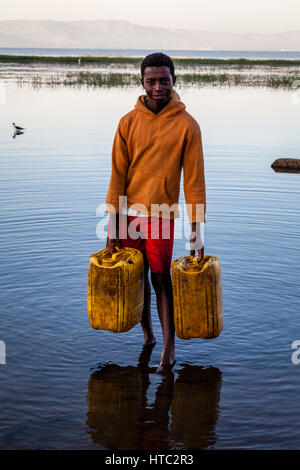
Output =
[
  {"x1": 151, "y1": 272, "x2": 176, "y2": 367},
  {"x1": 141, "y1": 253, "x2": 156, "y2": 346}
]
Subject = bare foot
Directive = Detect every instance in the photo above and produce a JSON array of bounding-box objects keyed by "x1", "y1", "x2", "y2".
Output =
[
  {"x1": 156, "y1": 360, "x2": 176, "y2": 374},
  {"x1": 159, "y1": 346, "x2": 176, "y2": 368}
]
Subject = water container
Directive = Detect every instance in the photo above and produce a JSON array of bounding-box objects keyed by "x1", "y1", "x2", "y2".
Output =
[
  {"x1": 172, "y1": 255, "x2": 223, "y2": 339},
  {"x1": 88, "y1": 247, "x2": 144, "y2": 332}
]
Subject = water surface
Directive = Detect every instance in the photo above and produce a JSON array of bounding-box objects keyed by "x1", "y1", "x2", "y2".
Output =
[
  {"x1": 0, "y1": 80, "x2": 299, "y2": 449},
  {"x1": 2, "y1": 47, "x2": 300, "y2": 59}
]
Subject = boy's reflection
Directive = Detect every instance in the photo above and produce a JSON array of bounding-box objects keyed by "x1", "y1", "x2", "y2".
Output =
[{"x1": 86, "y1": 346, "x2": 222, "y2": 450}]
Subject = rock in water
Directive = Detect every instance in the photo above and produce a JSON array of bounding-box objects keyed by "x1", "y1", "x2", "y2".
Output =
[{"x1": 271, "y1": 158, "x2": 300, "y2": 172}]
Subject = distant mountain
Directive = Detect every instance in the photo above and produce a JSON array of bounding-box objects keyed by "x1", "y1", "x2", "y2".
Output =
[{"x1": 0, "y1": 20, "x2": 299, "y2": 51}]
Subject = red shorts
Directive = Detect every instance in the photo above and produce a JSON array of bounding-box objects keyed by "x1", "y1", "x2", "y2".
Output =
[{"x1": 108, "y1": 215, "x2": 174, "y2": 274}]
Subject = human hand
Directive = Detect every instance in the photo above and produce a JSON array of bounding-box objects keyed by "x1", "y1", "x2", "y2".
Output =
[
  {"x1": 108, "y1": 237, "x2": 122, "y2": 256},
  {"x1": 107, "y1": 213, "x2": 122, "y2": 255},
  {"x1": 190, "y1": 245, "x2": 204, "y2": 263},
  {"x1": 190, "y1": 222, "x2": 204, "y2": 262}
]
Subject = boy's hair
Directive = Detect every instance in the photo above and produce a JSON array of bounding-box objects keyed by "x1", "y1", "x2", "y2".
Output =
[{"x1": 141, "y1": 52, "x2": 175, "y2": 79}]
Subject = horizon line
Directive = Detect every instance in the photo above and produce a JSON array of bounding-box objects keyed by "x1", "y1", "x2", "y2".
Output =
[{"x1": 0, "y1": 18, "x2": 299, "y2": 36}]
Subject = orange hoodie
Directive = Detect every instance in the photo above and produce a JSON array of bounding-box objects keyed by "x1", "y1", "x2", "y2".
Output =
[{"x1": 105, "y1": 89, "x2": 206, "y2": 223}]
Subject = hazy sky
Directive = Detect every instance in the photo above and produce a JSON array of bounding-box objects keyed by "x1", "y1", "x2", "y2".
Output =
[{"x1": 1, "y1": 0, "x2": 299, "y2": 33}]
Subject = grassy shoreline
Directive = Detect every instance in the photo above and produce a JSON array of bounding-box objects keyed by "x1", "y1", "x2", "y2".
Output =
[
  {"x1": 1, "y1": 54, "x2": 300, "y2": 67},
  {"x1": 15, "y1": 70, "x2": 299, "y2": 88},
  {"x1": 2, "y1": 54, "x2": 299, "y2": 88}
]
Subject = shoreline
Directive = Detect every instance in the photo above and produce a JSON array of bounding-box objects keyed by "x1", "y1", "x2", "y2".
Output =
[
  {"x1": 1, "y1": 54, "x2": 300, "y2": 67},
  {"x1": 1, "y1": 54, "x2": 299, "y2": 89},
  {"x1": 13, "y1": 72, "x2": 299, "y2": 89}
]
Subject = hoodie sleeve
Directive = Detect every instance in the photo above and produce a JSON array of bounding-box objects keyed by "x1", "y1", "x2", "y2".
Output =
[
  {"x1": 105, "y1": 120, "x2": 129, "y2": 214},
  {"x1": 183, "y1": 124, "x2": 206, "y2": 223}
]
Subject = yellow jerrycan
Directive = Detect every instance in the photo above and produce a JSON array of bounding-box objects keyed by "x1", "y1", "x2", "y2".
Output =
[
  {"x1": 172, "y1": 255, "x2": 223, "y2": 339},
  {"x1": 88, "y1": 247, "x2": 144, "y2": 332}
]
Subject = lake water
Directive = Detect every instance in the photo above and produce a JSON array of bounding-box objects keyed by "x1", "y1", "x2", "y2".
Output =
[
  {"x1": 0, "y1": 79, "x2": 300, "y2": 450},
  {"x1": 2, "y1": 47, "x2": 300, "y2": 59}
]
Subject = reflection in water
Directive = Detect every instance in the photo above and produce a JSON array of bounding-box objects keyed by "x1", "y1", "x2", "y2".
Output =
[
  {"x1": 272, "y1": 168, "x2": 300, "y2": 173},
  {"x1": 12, "y1": 130, "x2": 24, "y2": 139},
  {"x1": 170, "y1": 365, "x2": 222, "y2": 449},
  {"x1": 86, "y1": 346, "x2": 222, "y2": 450}
]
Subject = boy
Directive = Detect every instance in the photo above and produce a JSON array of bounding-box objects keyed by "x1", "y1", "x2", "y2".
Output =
[{"x1": 106, "y1": 52, "x2": 206, "y2": 368}]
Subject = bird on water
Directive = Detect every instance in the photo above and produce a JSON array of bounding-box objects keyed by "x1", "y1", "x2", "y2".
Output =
[{"x1": 12, "y1": 122, "x2": 25, "y2": 131}]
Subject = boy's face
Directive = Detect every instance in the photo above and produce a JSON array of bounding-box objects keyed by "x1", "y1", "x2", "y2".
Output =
[{"x1": 141, "y1": 66, "x2": 176, "y2": 106}]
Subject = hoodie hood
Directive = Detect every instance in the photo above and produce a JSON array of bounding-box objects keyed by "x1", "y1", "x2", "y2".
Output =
[{"x1": 135, "y1": 89, "x2": 186, "y2": 117}]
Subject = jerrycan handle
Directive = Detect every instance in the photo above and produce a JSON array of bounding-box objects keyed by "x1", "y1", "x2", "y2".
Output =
[
  {"x1": 186, "y1": 255, "x2": 205, "y2": 269},
  {"x1": 194, "y1": 255, "x2": 206, "y2": 265},
  {"x1": 187, "y1": 255, "x2": 201, "y2": 263},
  {"x1": 102, "y1": 246, "x2": 123, "y2": 266},
  {"x1": 111, "y1": 246, "x2": 123, "y2": 261}
]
